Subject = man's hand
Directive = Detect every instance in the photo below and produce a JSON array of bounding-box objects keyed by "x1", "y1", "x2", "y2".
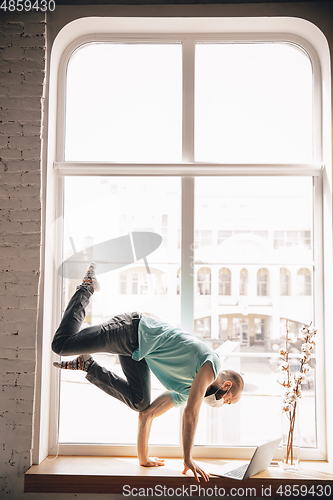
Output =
[
  {"x1": 182, "y1": 362, "x2": 215, "y2": 482},
  {"x1": 137, "y1": 392, "x2": 174, "y2": 467},
  {"x1": 140, "y1": 457, "x2": 165, "y2": 467},
  {"x1": 182, "y1": 458, "x2": 210, "y2": 482}
]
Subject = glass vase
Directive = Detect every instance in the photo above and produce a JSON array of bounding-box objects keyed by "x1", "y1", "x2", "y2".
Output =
[{"x1": 281, "y1": 400, "x2": 300, "y2": 471}]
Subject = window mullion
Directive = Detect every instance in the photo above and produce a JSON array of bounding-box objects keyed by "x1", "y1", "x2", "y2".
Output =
[
  {"x1": 182, "y1": 37, "x2": 195, "y2": 163},
  {"x1": 181, "y1": 177, "x2": 195, "y2": 333}
]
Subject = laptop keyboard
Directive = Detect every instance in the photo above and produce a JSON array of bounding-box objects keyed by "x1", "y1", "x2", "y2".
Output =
[{"x1": 223, "y1": 463, "x2": 248, "y2": 479}]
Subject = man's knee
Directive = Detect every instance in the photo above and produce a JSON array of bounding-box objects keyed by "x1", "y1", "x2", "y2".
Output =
[
  {"x1": 134, "y1": 395, "x2": 150, "y2": 412},
  {"x1": 51, "y1": 338, "x2": 63, "y2": 356}
]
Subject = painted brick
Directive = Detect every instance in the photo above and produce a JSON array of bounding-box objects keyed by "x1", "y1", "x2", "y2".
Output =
[
  {"x1": 3, "y1": 160, "x2": 39, "y2": 172},
  {"x1": 1, "y1": 385, "x2": 35, "y2": 402},
  {"x1": 22, "y1": 123, "x2": 42, "y2": 135},
  {"x1": 0, "y1": 369, "x2": 18, "y2": 386},
  {"x1": 20, "y1": 195, "x2": 41, "y2": 210},
  {"x1": 1, "y1": 357, "x2": 35, "y2": 374},
  {"x1": 1, "y1": 47, "x2": 25, "y2": 60},
  {"x1": 21, "y1": 171, "x2": 41, "y2": 185},
  {"x1": 6, "y1": 84, "x2": 44, "y2": 98},
  {"x1": 8, "y1": 58, "x2": 45, "y2": 73},
  {"x1": 0, "y1": 348, "x2": 17, "y2": 360},
  {"x1": 2, "y1": 235, "x2": 41, "y2": 248},
  {"x1": 16, "y1": 349, "x2": 36, "y2": 362},
  {"x1": 19, "y1": 295, "x2": 38, "y2": 309},
  {"x1": 1, "y1": 369, "x2": 35, "y2": 388},
  {"x1": 2, "y1": 12, "x2": 44, "y2": 22},
  {"x1": 0, "y1": 10, "x2": 45, "y2": 497},
  {"x1": 0, "y1": 22, "x2": 25, "y2": 35},
  {"x1": 3, "y1": 108, "x2": 42, "y2": 122},
  {"x1": 1, "y1": 283, "x2": 39, "y2": 298},
  {"x1": 0, "y1": 58, "x2": 8, "y2": 71},
  {"x1": 0, "y1": 195, "x2": 23, "y2": 209},
  {"x1": 0, "y1": 70, "x2": 24, "y2": 84},
  {"x1": 20, "y1": 139, "x2": 43, "y2": 153},
  {"x1": 0, "y1": 333, "x2": 35, "y2": 350},
  {"x1": 24, "y1": 47, "x2": 45, "y2": 60},
  {"x1": 0, "y1": 36, "x2": 13, "y2": 48},
  {"x1": 22, "y1": 69, "x2": 45, "y2": 84},
  {"x1": 0, "y1": 172, "x2": 22, "y2": 184},
  {"x1": 0, "y1": 295, "x2": 19, "y2": 307},
  {"x1": 6, "y1": 208, "x2": 41, "y2": 222},
  {"x1": 18, "y1": 248, "x2": 41, "y2": 261},
  {"x1": 8, "y1": 134, "x2": 41, "y2": 149},
  {"x1": 2, "y1": 437, "x2": 32, "y2": 456},
  {"x1": 2, "y1": 307, "x2": 38, "y2": 323},
  {"x1": 0, "y1": 268, "x2": 40, "y2": 280},
  {"x1": 0, "y1": 122, "x2": 23, "y2": 135},
  {"x1": 2, "y1": 423, "x2": 34, "y2": 440},
  {"x1": 0, "y1": 411, "x2": 33, "y2": 427},
  {"x1": 0, "y1": 147, "x2": 22, "y2": 160},
  {"x1": 0, "y1": 273, "x2": 40, "y2": 289},
  {"x1": 0, "y1": 135, "x2": 9, "y2": 147},
  {"x1": 20, "y1": 147, "x2": 41, "y2": 160},
  {"x1": 0, "y1": 96, "x2": 42, "y2": 111},
  {"x1": 1, "y1": 400, "x2": 33, "y2": 416},
  {"x1": 23, "y1": 23, "x2": 46, "y2": 36},
  {"x1": 0, "y1": 185, "x2": 21, "y2": 198},
  {"x1": 0, "y1": 247, "x2": 20, "y2": 259},
  {"x1": 16, "y1": 34, "x2": 46, "y2": 48}
]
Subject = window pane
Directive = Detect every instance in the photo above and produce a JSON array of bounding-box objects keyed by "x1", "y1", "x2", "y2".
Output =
[
  {"x1": 65, "y1": 43, "x2": 182, "y2": 162},
  {"x1": 193, "y1": 177, "x2": 315, "y2": 447},
  {"x1": 58, "y1": 177, "x2": 181, "y2": 445},
  {"x1": 195, "y1": 43, "x2": 313, "y2": 163}
]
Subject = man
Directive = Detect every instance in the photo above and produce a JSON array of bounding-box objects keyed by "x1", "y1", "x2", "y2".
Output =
[{"x1": 52, "y1": 264, "x2": 244, "y2": 482}]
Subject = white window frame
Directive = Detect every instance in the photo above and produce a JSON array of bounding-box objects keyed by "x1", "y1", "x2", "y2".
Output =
[{"x1": 35, "y1": 16, "x2": 333, "y2": 465}]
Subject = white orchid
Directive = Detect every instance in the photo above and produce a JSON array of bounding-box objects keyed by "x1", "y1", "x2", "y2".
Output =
[
  {"x1": 280, "y1": 320, "x2": 317, "y2": 467},
  {"x1": 280, "y1": 361, "x2": 290, "y2": 371},
  {"x1": 302, "y1": 364, "x2": 312, "y2": 374},
  {"x1": 285, "y1": 391, "x2": 297, "y2": 403},
  {"x1": 294, "y1": 372, "x2": 306, "y2": 384},
  {"x1": 301, "y1": 351, "x2": 311, "y2": 363},
  {"x1": 301, "y1": 342, "x2": 314, "y2": 352}
]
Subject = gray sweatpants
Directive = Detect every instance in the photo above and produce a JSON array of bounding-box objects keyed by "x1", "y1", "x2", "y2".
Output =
[{"x1": 51, "y1": 285, "x2": 151, "y2": 411}]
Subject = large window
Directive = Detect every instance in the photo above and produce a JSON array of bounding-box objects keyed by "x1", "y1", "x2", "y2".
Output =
[{"x1": 46, "y1": 20, "x2": 330, "y2": 462}]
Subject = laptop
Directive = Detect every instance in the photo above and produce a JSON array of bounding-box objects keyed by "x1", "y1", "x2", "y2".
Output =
[{"x1": 197, "y1": 437, "x2": 281, "y2": 481}]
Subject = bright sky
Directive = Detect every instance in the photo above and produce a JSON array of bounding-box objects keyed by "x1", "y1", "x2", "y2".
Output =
[{"x1": 65, "y1": 42, "x2": 313, "y2": 163}]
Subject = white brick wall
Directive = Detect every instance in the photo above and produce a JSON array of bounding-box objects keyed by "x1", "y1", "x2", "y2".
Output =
[{"x1": 0, "y1": 10, "x2": 45, "y2": 498}]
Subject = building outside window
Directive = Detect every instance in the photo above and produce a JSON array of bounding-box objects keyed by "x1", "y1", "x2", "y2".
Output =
[
  {"x1": 195, "y1": 317, "x2": 211, "y2": 338},
  {"x1": 297, "y1": 268, "x2": 312, "y2": 296},
  {"x1": 239, "y1": 268, "x2": 248, "y2": 296},
  {"x1": 254, "y1": 318, "x2": 266, "y2": 343},
  {"x1": 120, "y1": 273, "x2": 127, "y2": 294},
  {"x1": 219, "y1": 317, "x2": 228, "y2": 339},
  {"x1": 218, "y1": 229, "x2": 232, "y2": 244},
  {"x1": 197, "y1": 267, "x2": 211, "y2": 295},
  {"x1": 195, "y1": 230, "x2": 213, "y2": 248},
  {"x1": 257, "y1": 268, "x2": 269, "y2": 296},
  {"x1": 280, "y1": 267, "x2": 291, "y2": 296},
  {"x1": 219, "y1": 268, "x2": 232, "y2": 295}
]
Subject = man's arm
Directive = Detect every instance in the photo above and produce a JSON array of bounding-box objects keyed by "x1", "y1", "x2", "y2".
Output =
[
  {"x1": 137, "y1": 391, "x2": 174, "y2": 467},
  {"x1": 182, "y1": 362, "x2": 215, "y2": 482}
]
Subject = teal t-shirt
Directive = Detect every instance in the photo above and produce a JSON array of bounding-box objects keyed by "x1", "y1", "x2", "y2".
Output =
[{"x1": 132, "y1": 315, "x2": 221, "y2": 407}]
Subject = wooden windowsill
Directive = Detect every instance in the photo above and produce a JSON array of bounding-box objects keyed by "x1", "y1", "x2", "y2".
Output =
[{"x1": 25, "y1": 457, "x2": 333, "y2": 495}]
